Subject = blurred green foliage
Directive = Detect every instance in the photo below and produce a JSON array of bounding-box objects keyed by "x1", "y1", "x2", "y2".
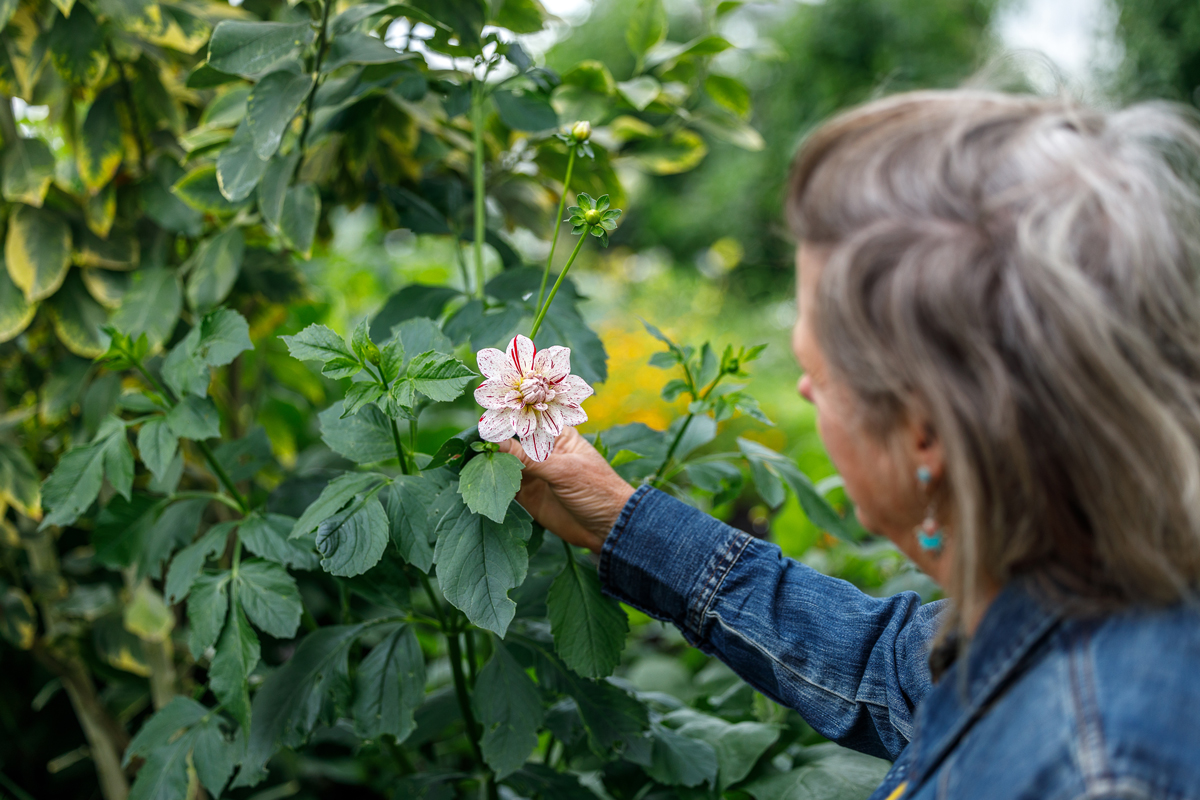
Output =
[{"x1": 1112, "y1": 0, "x2": 1200, "y2": 105}]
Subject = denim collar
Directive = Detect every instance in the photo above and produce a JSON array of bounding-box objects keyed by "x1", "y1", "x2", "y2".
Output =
[{"x1": 907, "y1": 576, "x2": 1062, "y2": 788}]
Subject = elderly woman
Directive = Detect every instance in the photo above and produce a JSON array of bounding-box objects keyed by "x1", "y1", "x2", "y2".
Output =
[{"x1": 503, "y1": 90, "x2": 1200, "y2": 800}]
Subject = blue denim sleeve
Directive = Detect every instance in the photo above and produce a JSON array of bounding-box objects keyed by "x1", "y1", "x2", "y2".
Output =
[{"x1": 599, "y1": 486, "x2": 948, "y2": 761}]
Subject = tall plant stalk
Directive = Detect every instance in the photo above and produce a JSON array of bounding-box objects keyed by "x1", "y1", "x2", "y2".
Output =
[
  {"x1": 537, "y1": 148, "x2": 576, "y2": 310},
  {"x1": 529, "y1": 234, "x2": 587, "y2": 339},
  {"x1": 472, "y1": 82, "x2": 487, "y2": 299}
]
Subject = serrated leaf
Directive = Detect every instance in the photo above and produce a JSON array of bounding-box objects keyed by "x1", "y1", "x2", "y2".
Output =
[
  {"x1": 162, "y1": 307, "x2": 253, "y2": 399},
  {"x1": 136, "y1": 417, "x2": 178, "y2": 484},
  {"x1": 6, "y1": 205, "x2": 70, "y2": 303},
  {"x1": 403, "y1": 350, "x2": 476, "y2": 401},
  {"x1": 40, "y1": 439, "x2": 106, "y2": 528},
  {"x1": 384, "y1": 472, "x2": 447, "y2": 573},
  {"x1": 547, "y1": 552, "x2": 627, "y2": 678},
  {"x1": 316, "y1": 495, "x2": 389, "y2": 577},
  {"x1": 342, "y1": 381, "x2": 386, "y2": 418},
  {"x1": 473, "y1": 643, "x2": 543, "y2": 778},
  {"x1": 290, "y1": 472, "x2": 385, "y2": 539},
  {"x1": 737, "y1": 438, "x2": 852, "y2": 539},
  {"x1": 536, "y1": 651, "x2": 648, "y2": 756},
  {"x1": 246, "y1": 70, "x2": 312, "y2": 159},
  {"x1": 166, "y1": 395, "x2": 221, "y2": 440},
  {"x1": 282, "y1": 323, "x2": 357, "y2": 373},
  {"x1": 319, "y1": 402, "x2": 397, "y2": 464},
  {"x1": 243, "y1": 624, "x2": 362, "y2": 775},
  {"x1": 208, "y1": 21, "x2": 315, "y2": 77},
  {"x1": 186, "y1": 227, "x2": 245, "y2": 312},
  {"x1": 2, "y1": 137, "x2": 55, "y2": 206},
  {"x1": 353, "y1": 624, "x2": 424, "y2": 742},
  {"x1": 210, "y1": 601, "x2": 260, "y2": 732},
  {"x1": 78, "y1": 87, "x2": 123, "y2": 192},
  {"x1": 239, "y1": 512, "x2": 318, "y2": 571},
  {"x1": 124, "y1": 696, "x2": 209, "y2": 765},
  {"x1": 164, "y1": 522, "x2": 235, "y2": 604},
  {"x1": 127, "y1": 730, "x2": 191, "y2": 800},
  {"x1": 191, "y1": 716, "x2": 238, "y2": 797},
  {"x1": 457, "y1": 451, "x2": 522, "y2": 523},
  {"x1": 647, "y1": 722, "x2": 718, "y2": 787},
  {"x1": 433, "y1": 499, "x2": 530, "y2": 636},
  {"x1": 235, "y1": 559, "x2": 302, "y2": 639},
  {"x1": 741, "y1": 750, "x2": 892, "y2": 800},
  {"x1": 187, "y1": 571, "x2": 230, "y2": 658}
]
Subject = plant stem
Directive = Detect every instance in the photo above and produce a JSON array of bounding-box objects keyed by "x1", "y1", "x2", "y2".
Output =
[
  {"x1": 472, "y1": 82, "x2": 487, "y2": 299},
  {"x1": 464, "y1": 630, "x2": 478, "y2": 686},
  {"x1": 650, "y1": 414, "x2": 693, "y2": 488},
  {"x1": 172, "y1": 491, "x2": 242, "y2": 512},
  {"x1": 294, "y1": 0, "x2": 333, "y2": 180},
  {"x1": 537, "y1": 148, "x2": 576, "y2": 310},
  {"x1": 390, "y1": 419, "x2": 411, "y2": 475},
  {"x1": 529, "y1": 233, "x2": 588, "y2": 339}
]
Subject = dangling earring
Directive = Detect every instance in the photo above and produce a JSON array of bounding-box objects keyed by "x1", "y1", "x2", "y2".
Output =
[{"x1": 915, "y1": 466, "x2": 944, "y2": 553}]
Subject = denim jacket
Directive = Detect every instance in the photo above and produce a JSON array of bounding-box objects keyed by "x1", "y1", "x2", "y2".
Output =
[{"x1": 599, "y1": 487, "x2": 1200, "y2": 800}]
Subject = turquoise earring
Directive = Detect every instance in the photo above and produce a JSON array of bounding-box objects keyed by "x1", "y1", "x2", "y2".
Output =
[{"x1": 915, "y1": 466, "x2": 944, "y2": 553}]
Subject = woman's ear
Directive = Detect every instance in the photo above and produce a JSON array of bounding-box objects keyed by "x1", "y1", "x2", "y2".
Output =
[{"x1": 905, "y1": 413, "x2": 944, "y2": 482}]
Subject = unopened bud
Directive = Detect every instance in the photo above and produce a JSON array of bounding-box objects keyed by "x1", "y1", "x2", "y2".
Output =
[
  {"x1": 584, "y1": 208, "x2": 602, "y2": 225},
  {"x1": 571, "y1": 120, "x2": 592, "y2": 142}
]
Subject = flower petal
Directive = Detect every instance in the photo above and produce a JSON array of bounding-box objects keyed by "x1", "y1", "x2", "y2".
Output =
[
  {"x1": 521, "y1": 427, "x2": 556, "y2": 462},
  {"x1": 533, "y1": 346, "x2": 572, "y2": 382},
  {"x1": 476, "y1": 348, "x2": 517, "y2": 381},
  {"x1": 507, "y1": 335, "x2": 536, "y2": 376},
  {"x1": 556, "y1": 374, "x2": 594, "y2": 405},
  {"x1": 514, "y1": 406, "x2": 538, "y2": 438},
  {"x1": 555, "y1": 403, "x2": 587, "y2": 428},
  {"x1": 541, "y1": 404, "x2": 564, "y2": 436},
  {"x1": 478, "y1": 408, "x2": 516, "y2": 442},
  {"x1": 474, "y1": 381, "x2": 520, "y2": 410}
]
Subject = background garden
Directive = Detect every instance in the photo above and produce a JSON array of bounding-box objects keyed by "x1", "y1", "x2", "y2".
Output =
[{"x1": 0, "y1": 0, "x2": 1195, "y2": 799}]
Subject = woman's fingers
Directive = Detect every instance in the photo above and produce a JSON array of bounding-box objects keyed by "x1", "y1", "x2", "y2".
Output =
[{"x1": 515, "y1": 477, "x2": 602, "y2": 552}]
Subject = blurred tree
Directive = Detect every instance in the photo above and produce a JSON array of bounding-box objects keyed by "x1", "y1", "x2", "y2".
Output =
[
  {"x1": 1111, "y1": 0, "x2": 1200, "y2": 106},
  {"x1": 552, "y1": 0, "x2": 1001, "y2": 295}
]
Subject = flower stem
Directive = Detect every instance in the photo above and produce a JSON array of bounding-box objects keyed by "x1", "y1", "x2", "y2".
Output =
[
  {"x1": 472, "y1": 82, "x2": 487, "y2": 300},
  {"x1": 390, "y1": 418, "x2": 411, "y2": 475},
  {"x1": 529, "y1": 232, "x2": 588, "y2": 339},
  {"x1": 650, "y1": 414, "x2": 693, "y2": 488},
  {"x1": 537, "y1": 148, "x2": 576, "y2": 310}
]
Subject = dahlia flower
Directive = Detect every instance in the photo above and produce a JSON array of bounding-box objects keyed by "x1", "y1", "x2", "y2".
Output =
[{"x1": 474, "y1": 334, "x2": 593, "y2": 461}]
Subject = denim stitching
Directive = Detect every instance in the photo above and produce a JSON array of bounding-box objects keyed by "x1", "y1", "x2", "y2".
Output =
[
  {"x1": 686, "y1": 528, "x2": 743, "y2": 636},
  {"x1": 1068, "y1": 626, "x2": 1111, "y2": 789}
]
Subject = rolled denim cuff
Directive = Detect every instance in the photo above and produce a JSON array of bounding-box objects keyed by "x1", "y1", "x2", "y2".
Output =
[{"x1": 599, "y1": 486, "x2": 753, "y2": 645}]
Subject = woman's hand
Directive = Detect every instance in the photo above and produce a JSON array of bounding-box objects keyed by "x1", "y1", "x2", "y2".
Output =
[{"x1": 498, "y1": 428, "x2": 636, "y2": 553}]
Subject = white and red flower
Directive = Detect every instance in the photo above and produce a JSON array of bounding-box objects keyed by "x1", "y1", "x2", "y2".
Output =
[{"x1": 474, "y1": 334, "x2": 593, "y2": 461}]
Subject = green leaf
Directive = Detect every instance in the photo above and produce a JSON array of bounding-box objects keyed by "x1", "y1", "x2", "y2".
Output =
[
  {"x1": 238, "y1": 512, "x2": 319, "y2": 571},
  {"x1": 47, "y1": 5, "x2": 107, "y2": 86},
  {"x1": 187, "y1": 571, "x2": 230, "y2": 657},
  {"x1": 473, "y1": 643, "x2": 543, "y2": 778},
  {"x1": 215, "y1": 122, "x2": 270, "y2": 202},
  {"x1": 164, "y1": 522, "x2": 235, "y2": 604},
  {"x1": 166, "y1": 395, "x2": 221, "y2": 440},
  {"x1": 342, "y1": 381, "x2": 386, "y2": 418},
  {"x1": 127, "y1": 732, "x2": 191, "y2": 800},
  {"x1": 6, "y1": 205, "x2": 70, "y2": 303},
  {"x1": 142, "y1": 158, "x2": 203, "y2": 236},
  {"x1": 393, "y1": 317, "x2": 453, "y2": 363},
  {"x1": 191, "y1": 716, "x2": 238, "y2": 798},
  {"x1": 433, "y1": 498, "x2": 531, "y2": 636},
  {"x1": 626, "y1": 0, "x2": 667, "y2": 60},
  {"x1": 319, "y1": 401, "x2": 397, "y2": 465},
  {"x1": 213, "y1": 427, "x2": 273, "y2": 481},
  {"x1": 646, "y1": 722, "x2": 718, "y2": 788},
  {"x1": 493, "y1": 0, "x2": 547, "y2": 33},
  {"x1": 235, "y1": 559, "x2": 302, "y2": 639},
  {"x1": 316, "y1": 495, "x2": 389, "y2": 577},
  {"x1": 110, "y1": 267, "x2": 182, "y2": 351},
  {"x1": 323, "y1": 32, "x2": 407, "y2": 72},
  {"x1": 704, "y1": 73, "x2": 751, "y2": 117},
  {"x1": 208, "y1": 21, "x2": 315, "y2": 77},
  {"x1": 346, "y1": 551, "x2": 411, "y2": 610},
  {"x1": 0, "y1": 260, "x2": 36, "y2": 342},
  {"x1": 48, "y1": 271, "x2": 109, "y2": 358},
  {"x1": 0, "y1": 442, "x2": 41, "y2": 518},
  {"x1": 247, "y1": 70, "x2": 313, "y2": 159},
  {"x1": 741, "y1": 749, "x2": 892, "y2": 800},
  {"x1": 370, "y1": 284, "x2": 460, "y2": 339},
  {"x1": 2, "y1": 137, "x2": 55, "y2": 206},
  {"x1": 403, "y1": 350, "x2": 476, "y2": 401},
  {"x1": 617, "y1": 76, "x2": 660, "y2": 111},
  {"x1": 244, "y1": 624, "x2": 362, "y2": 774},
  {"x1": 92, "y1": 494, "x2": 163, "y2": 571},
  {"x1": 257, "y1": 150, "x2": 299, "y2": 230},
  {"x1": 209, "y1": 601, "x2": 260, "y2": 732},
  {"x1": 124, "y1": 696, "x2": 209, "y2": 765},
  {"x1": 457, "y1": 451, "x2": 523, "y2": 524},
  {"x1": 350, "y1": 317, "x2": 379, "y2": 365},
  {"x1": 290, "y1": 472, "x2": 385, "y2": 539},
  {"x1": 384, "y1": 472, "x2": 447, "y2": 573},
  {"x1": 536, "y1": 651, "x2": 648, "y2": 756},
  {"x1": 173, "y1": 165, "x2": 246, "y2": 216},
  {"x1": 547, "y1": 552, "x2": 628, "y2": 678},
  {"x1": 353, "y1": 624, "x2": 425, "y2": 742},
  {"x1": 124, "y1": 584, "x2": 174, "y2": 642},
  {"x1": 137, "y1": 417, "x2": 178, "y2": 484},
  {"x1": 282, "y1": 323, "x2": 359, "y2": 377},
  {"x1": 140, "y1": 498, "x2": 206, "y2": 582},
  {"x1": 737, "y1": 438, "x2": 852, "y2": 539},
  {"x1": 40, "y1": 439, "x2": 106, "y2": 528},
  {"x1": 493, "y1": 89, "x2": 558, "y2": 132},
  {"x1": 162, "y1": 307, "x2": 254, "y2": 399},
  {"x1": 78, "y1": 87, "x2": 123, "y2": 192},
  {"x1": 186, "y1": 227, "x2": 245, "y2": 312},
  {"x1": 280, "y1": 182, "x2": 319, "y2": 258}
]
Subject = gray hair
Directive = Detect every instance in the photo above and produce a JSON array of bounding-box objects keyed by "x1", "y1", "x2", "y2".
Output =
[{"x1": 786, "y1": 90, "x2": 1200, "y2": 628}]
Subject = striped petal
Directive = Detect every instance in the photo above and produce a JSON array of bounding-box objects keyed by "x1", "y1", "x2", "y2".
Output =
[
  {"x1": 521, "y1": 427, "x2": 556, "y2": 462},
  {"x1": 514, "y1": 405, "x2": 538, "y2": 438},
  {"x1": 476, "y1": 348, "x2": 518, "y2": 382},
  {"x1": 474, "y1": 381, "x2": 520, "y2": 410},
  {"x1": 507, "y1": 334, "x2": 536, "y2": 375},
  {"x1": 555, "y1": 402, "x2": 587, "y2": 428},
  {"x1": 533, "y1": 346, "x2": 571, "y2": 382},
  {"x1": 555, "y1": 374, "x2": 594, "y2": 405},
  {"x1": 478, "y1": 408, "x2": 516, "y2": 442},
  {"x1": 541, "y1": 404, "x2": 564, "y2": 436}
]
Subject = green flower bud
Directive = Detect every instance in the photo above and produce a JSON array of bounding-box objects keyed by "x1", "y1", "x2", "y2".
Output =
[
  {"x1": 584, "y1": 208, "x2": 602, "y2": 225},
  {"x1": 571, "y1": 120, "x2": 592, "y2": 142}
]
